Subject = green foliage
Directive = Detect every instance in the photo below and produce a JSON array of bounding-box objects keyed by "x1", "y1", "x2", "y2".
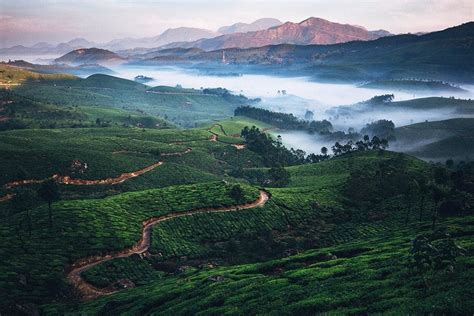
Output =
[
  {"x1": 411, "y1": 229, "x2": 466, "y2": 283},
  {"x1": 45, "y1": 215, "x2": 474, "y2": 315},
  {"x1": 235, "y1": 105, "x2": 333, "y2": 134},
  {"x1": 241, "y1": 126, "x2": 304, "y2": 166},
  {"x1": 229, "y1": 184, "x2": 244, "y2": 202}
]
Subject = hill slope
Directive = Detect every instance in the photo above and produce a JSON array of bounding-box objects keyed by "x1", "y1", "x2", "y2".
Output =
[{"x1": 55, "y1": 48, "x2": 125, "y2": 65}]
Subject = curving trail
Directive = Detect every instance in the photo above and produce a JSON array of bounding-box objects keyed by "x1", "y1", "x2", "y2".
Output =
[
  {"x1": 4, "y1": 162, "x2": 164, "y2": 189},
  {"x1": 67, "y1": 190, "x2": 270, "y2": 300}
]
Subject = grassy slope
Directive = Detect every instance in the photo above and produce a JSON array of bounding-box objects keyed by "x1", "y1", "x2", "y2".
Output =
[
  {"x1": 0, "y1": 64, "x2": 76, "y2": 85},
  {"x1": 0, "y1": 127, "x2": 266, "y2": 200}
]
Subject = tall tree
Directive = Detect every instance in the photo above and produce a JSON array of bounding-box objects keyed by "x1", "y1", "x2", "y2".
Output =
[
  {"x1": 11, "y1": 188, "x2": 37, "y2": 235},
  {"x1": 37, "y1": 180, "x2": 60, "y2": 228}
]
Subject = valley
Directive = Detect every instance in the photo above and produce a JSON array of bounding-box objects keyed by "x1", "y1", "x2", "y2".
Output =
[{"x1": 0, "y1": 7, "x2": 473, "y2": 315}]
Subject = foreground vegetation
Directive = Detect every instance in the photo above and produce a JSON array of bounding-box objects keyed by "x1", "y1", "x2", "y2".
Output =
[{"x1": 0, "y1": 65, "x2": 473, "y2": 315}]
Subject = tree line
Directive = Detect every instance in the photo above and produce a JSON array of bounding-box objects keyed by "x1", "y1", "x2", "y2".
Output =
[{"x1": 235, "y1": 106, "x2": 333, "y2": 134}]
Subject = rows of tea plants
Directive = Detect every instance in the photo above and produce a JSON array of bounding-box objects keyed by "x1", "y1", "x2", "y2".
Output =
[
  {"x1": 0, "y1": 182, "x2": 260, "y2": 308},
  {"x1": 46, "y1": 215, "x2": 474, "y2": 315},
  {"x1": 82, "y1": 255, "x2": 165, "y2": 288}
]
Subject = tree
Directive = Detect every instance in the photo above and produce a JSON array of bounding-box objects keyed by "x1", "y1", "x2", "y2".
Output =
[
  {"x1": 304, "y1": 110, "x2": 314, "y2": 121},
  {"x1": 229, "y1": 184, "x2": 244, "y2": 202},
  {"x1": 414, "y1": 175, "x2": 429, "y2": 221},
  {"x1": 321, "y1": 147, "x2": 328, "y2": 156},
  {"x1": 268, "y1": 166, "x2": 290, "y2": 187},
  {"x1": 11, "y1": 188, "x2": 37, "y2": 235},
  {"x1": 430, "y1": 183, "x2": 448, "y2": 230},
  {"x1": 37, "y1": 180, "x2": 60, "y2": 228}
]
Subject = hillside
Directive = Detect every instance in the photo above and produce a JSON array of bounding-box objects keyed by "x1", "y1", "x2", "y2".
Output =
[
  {"x1": 0, "y1": 64, "x2": 76, "y2": 86},
  {"x1": 395, "y1": 118, "x2": 474, "y2": 161},
  {"x1": 1, "y1": 128, "x2": 472, "y2": 313},
  {"x1": 2, "y1": 60, "x2": 114, "y2": 76},
  {"x1": 55, "y1": 48, "x2": 125, "y2": 65},
  {"x1": 1, "y1": 72, "x2": 473, "y2": 313},
  {"x1": 1, "y1": 65, "x2": 255, "y2": 127},
  {"x1": 161, "y1": 17, "x2": 382, "y2": 51}
]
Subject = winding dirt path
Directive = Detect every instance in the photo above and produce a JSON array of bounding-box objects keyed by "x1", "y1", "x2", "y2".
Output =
[
  {"x1": 67, "y1": 190, "x2": 270, "y2": 300},
  {"x1": 4, "y1": 162, "x2": 163, "y2": 189}
]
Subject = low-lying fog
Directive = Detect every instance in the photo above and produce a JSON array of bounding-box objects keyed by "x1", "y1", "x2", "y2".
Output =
[
  {"x1": 110, "y1": 66, "x2": 474, "y2": 107},
  {"x1": 108, "y1": 66, "x2": 474, "y2": 154},
  {"x1": 3, "y1": 55, "x2": 473, "y2": 156}
]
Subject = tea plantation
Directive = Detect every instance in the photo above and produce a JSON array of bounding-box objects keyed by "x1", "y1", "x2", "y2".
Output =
[{"x1": 1, "y1": 66, "x2": 473, "y2": 315}]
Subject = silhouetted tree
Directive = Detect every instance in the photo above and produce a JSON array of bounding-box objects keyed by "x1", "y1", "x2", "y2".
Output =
[
  {"x1": 11, "y1": 188, "x2": 37, "y2": 235},
  {"x1": 38, "y1": 180, "x2": 60, "y2": 228},
  {"x1": 229, "y1": 184, "x2": 244, "y2": 202}
]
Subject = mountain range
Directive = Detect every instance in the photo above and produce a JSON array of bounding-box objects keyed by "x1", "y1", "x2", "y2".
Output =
[
  {"x1": 161, "y1": 17, "x2": 387, "y2": 51},
  {"x1": 0, "y1": 17, "x2": 391, "y2": 55},
  {"x1": 140, "y1": 22, "x2": 474, "y2": 84}
]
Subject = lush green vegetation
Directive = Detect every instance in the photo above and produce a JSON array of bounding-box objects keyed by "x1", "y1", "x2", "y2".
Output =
[
  {"x1": 46, "y1": 214, "x2": 474, "y2": 315},
  {"x1": 235, "y1": 105, "x2": 333, "y2": 134},
  {"x1": 0, "y1": 65, "x2": 256, "y2": 128},
  {"x1": 1, "y1": 64, "x2": 473, "y2": 315}
]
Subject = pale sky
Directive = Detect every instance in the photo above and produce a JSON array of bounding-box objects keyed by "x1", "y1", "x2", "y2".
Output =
[{"x1": 0, "y1": 0, "x2": 472, "y2": 47}]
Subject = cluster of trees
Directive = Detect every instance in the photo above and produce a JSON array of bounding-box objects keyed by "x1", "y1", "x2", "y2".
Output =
[
  {"x1": 241, "y1": 126, "x2": 307, "y2": 166},
  {"x1": 331, "y1": 135, "x2": 389, "y2": 156},
  {"x1": 202, "y1": 88, "x2": 258, "y2": 104},
  {"x1": 344, "y1": 154, "x2": 473, "y2": 228},
  {"x1": 360, "y1": 120, "x2": 396, "y2": 141},
  {"x1": 363, "y1": 94, "x2": 395, "y2": 105},
  {"x1": 235, "y1": 106, "x2": 333, "y2": 134}
]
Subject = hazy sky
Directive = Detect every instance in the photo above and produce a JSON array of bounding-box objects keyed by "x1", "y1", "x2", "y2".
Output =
[{"x1": 1, "y1": 0, "x2": 472, "y2": 47}]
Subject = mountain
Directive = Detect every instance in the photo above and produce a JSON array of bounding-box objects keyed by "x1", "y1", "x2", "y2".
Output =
[
  {"x1": 161, "y1": 17, "x2": 383, "y2": 51},
  {"x1": 218, "y1": 18, "x2": 282, "y2": 34},
  {"x1": 151, "y1": 22, "x2": 473, "y2": 83},
  {"x1": 103, "y1": 27, "x2": 218, "y2": 51},
  {"x1": 55, "y1": 48, "x2": 125, "y2": 65},
  {"x1": 2, "y1": 59, "x2": 114, "y2": 76},
  {"x1": 370, "y1": 29, "x2": 393, "y2": 38},
  {"x1": 0, "y1": 38, "x2": 97, "y2": 56}
]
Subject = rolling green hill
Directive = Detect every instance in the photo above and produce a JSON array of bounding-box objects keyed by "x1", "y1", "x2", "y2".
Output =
[
  {"x1": 0, "y1": 65, "x2": 255, "y2": 128},
  {"x1": 396, "y1": 118, "x2": 474, "y2": 161}
]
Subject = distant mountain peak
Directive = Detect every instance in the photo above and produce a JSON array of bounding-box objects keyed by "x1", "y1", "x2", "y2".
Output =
[{"x1": 218, "y1": 18, "x2": 282, "y2": 34}]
